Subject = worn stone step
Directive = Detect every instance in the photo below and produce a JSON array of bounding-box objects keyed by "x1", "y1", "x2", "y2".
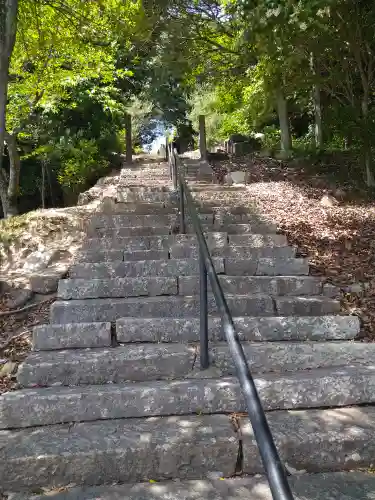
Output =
[
  {"x1": 50, "y1": 294, "x2": 338, "y2": 323},
  {"x1": 58, "y1": 277, "x2": 178, "y2": 300},
  {"x1": 69, "y1": 258, "x2": 224, "y2": 279},
  {"x1": 179, "y1": 276, "x2": 323, "y2": 296},
  {"x1": 0, "y1": 415, "x2": 238, "y2": 490},
  {"x1": 89, "y1": 214, "x2": 270, "y2": 231},
  {"x1": 60, "y1": 276, "x2": 325, "y2": 300},
  {"x1": 100, "y1": 202, "x2": 177, "y2": 215},
  {"x1": 70, "y1": 257, "x2": 308, "y2": 279},
  {"x1": 33, "y1": 322, "x2": 112, "y2": 351},
  {"x1": 50, "y1": 295, "x2": 273, "y2": 323},
  {"x1": 229, "y1": 233, "x2": 287, "y2": 246},
  {"x1": 89, "y1": 222, "x2": 278, "y2": 237},
  {"x1": 186, "y1": 222, "x2": 277, "y2": 234},
  {"x1": 3, "y1": 408, "x2": 375, "y2": 490},
  {"x1": 170, "y1": 244, "x2": 295, "y2": 259},
  {"x1": 75, "y1": 248, "x2": 169, "y2": 263},
  {"x1": 2, "y1": 365, "x2": 374, "y2": 429},
  {"x1": 116, "y1": 315, "x2": 360, "y2": 343},
  {"x1": 82, "y1": 233, "x2": 229, "y2": 251},
  {"x1": 240, "y1": 406, "x2": 375, "y2": 474},
  {"x1": 117, "y1": 190, "x2": 172, "y2": 203},
  {"x1": 17, "y1": 341, "x2": 373, "y2": 388},
  {"x1": 224, "y1": 257, "x2": 309, "y2": 275},
  {"x1": 8, "y1": 473, "x2": 375, "y2": 500},
  {"x1": 87, "y1": 225, "x2": 173, "y2": 237},
  {"x1": 89, "y1": 214, "x2": 178, "y2": 229},
  {"x1": 33, "y1": 315, "x2": 359, "y2": 351},
  {"x1": 17, "y1": 344, "x2": 194, "y2": 387},
  {"x1": 105, "y1": 203, "x2": 250, "y2": 216}
]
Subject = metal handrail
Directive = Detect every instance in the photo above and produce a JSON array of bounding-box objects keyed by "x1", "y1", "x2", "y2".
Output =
[{"x1": 168, "y1": 146, "x2": 294, "y2": 500}]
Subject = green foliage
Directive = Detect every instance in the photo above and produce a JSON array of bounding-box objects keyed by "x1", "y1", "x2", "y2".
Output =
[
  {"x1": 56, "y1": 138, "x2": 108, "y2": 194},
  {"x1": 262, "y1": 126, "x2": 281, "y2": 151}
]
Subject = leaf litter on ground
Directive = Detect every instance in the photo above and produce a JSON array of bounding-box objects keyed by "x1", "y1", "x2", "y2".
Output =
[{"x1": 209, "y1": 153, "x2": 375, "y2": 340}]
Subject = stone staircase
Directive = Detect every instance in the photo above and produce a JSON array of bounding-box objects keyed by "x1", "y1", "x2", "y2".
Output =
[{"x1": 2, "y1": 158, "x2": 375, "y2": 499}]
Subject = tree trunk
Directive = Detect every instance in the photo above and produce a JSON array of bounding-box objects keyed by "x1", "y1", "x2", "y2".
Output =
[
  {"x1": 361, "y1": 95, "x2": 375, "y2": 187},
  {"x1": 199, "y1": 114, "x2": 207, "y2": 160},
  {"x1": 313, "y1": 84, "x2": 323, "y2": 149},
  {"x1": 0, "y1": 0, "x2": 19, "y2": 217},
  {"x1": 124, "y1": 113, "x2": 132, "y2": 164},
  {"x1": 310, "y1": 53, "x2": 323, "y2": 149},
  {"x1": 4, "y1": 131, "x2": 20, "y2": 216},
  {"x1": 276, "y1": 86, "x2": 292, "y2": 151},
  {"x1": 0, "y1": 0, "x2": 19, "y2": 171},
  {"x1": 41, "y1": 160, "x2": 46, "y2": 208},
  {"x1": 0, "y1": 169, "x2": 9, "y2": 217},
  {"x1": 46, "y1": 162, "x2": 55, "y2": 207}
]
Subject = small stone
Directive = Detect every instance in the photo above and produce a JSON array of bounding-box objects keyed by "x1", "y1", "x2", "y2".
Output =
[
  {"x1": 227, "y1": 171, "x2": 247, "y2": 185},
  {"x1": 224, "y1": 173, "x2": 233, "y2": 186},
  {"x1": 5, "y1": 287, "x2": 33, "y2": 309},
  {"x1": 30, "y1": 265, "x2": 68, "y2": 294},
  {"x1": 23, "y1": 249, "x2": 60, "y2": 272},
  {"x1": 320, "y1": 194, "x2": 339, "y2": 207},
  {"x1": 347, "y1": 283, "x2": 364, "y2": 294},
  {"x1": 0, "y1": 361, "x2": 17, "y2": 378}
]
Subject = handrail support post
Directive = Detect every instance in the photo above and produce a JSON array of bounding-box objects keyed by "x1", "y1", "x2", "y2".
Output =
[
  {"x1": 179, "y1": 179, "x2": 186, "y2": 234},
  {"x1": 200, "y1": 251, "x2": 209, "y2": 370}
]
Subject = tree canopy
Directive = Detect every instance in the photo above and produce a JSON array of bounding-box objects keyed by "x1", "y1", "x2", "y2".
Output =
[{"x1": 1, "y1": 0, "x2": 375, "y2": 217}]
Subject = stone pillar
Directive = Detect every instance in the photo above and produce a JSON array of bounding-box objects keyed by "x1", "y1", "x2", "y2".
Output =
[
  {"x1": 199, "y1": 115, "x2": 207, "y2": 160},
  {"x1": 124, "y1": 113, "x2": 132, "y2": 164}
]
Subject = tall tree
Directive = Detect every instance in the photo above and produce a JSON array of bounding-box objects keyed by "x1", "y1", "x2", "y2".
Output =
[{"x1": 0, "y1": 0, "x2": 18, "y2": 216}]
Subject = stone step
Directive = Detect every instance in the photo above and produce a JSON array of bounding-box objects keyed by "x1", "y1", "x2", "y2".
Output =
[
  {"x1": 225, "y1": 257, "x2": 309, "y2": 275},
  {"x1": 116, "y1": 315, "x2": 359, "y2": 343},
  {"x1": 197, "y1": 222, "x2": 277, "y2": 233},
  {"x1": 104, "y1": 203, "x2": 250, "y2": 216},
  {"x1": 179, "y1": 276, "x2": 324, "y2": 296},
  {"x1": 69, "y1": 257, "x2": 308, "y2": 279},
  {"x1": 69, "y1": 258, "x2": 225, "y2": 279},
  {"x1": 89, "y1": 214, "x2": 178, "y2": 228},
  {"x1": 229, "y1": 233, "x2": 287, "y2": 246},
  {"x1": 170, "y1": 244, "x2": 295, "y2": 259},
  {"x1": 89, "y1": 213, "x2": 270, "y2": 230},
  {"x1": 88, "y1": 222, "x2": 277, "y2": 237},
  {"x1": 17, "y1": 341, "x2": 372, "y2": 388},
  {"x1": 101, "y1": 202, "x2": 177, "y2": 215},
  {"x1": 50, "y1": 295, "x2": 338, "y2": 323},
  {"x1": 75, "y1": 246, "x2": 294, "y2": 263},
  {"x1": 75, "y1": 248, "x2": 169, "y2": 263},
  {"x1": 33, "y1": 322, "x2": 112, "y2": 351},
  {"x1": 58, "y1": 277, "x2": 178, "y2": 299},
  {"x1": 82, "y1": 232, "x2": 229, "y2": 251},
  {"x1": 2, "y1": 408, "x2": 375, "y2": 490},
  {"x1": 8, "y1": 473, "x2": 375, "y2": 500},
  {"x1": 33, "y1": 315, "x2": 359, "y2": 351},
  {"x1": 87, "y1": 225, "x2": 173, "y2": 237},
  {"x1": 117, "y1": 190, "x2": 172, "y2": 203},
  {"x1": 1, "y1": 365, "x2": 373, "y2": 429},
  {"x1": 59, "y1": 276, "x2": 325, "y2": 300}
]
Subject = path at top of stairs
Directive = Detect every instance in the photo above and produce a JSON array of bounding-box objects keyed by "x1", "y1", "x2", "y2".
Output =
[{"x1": 1, "y1": 156, "x2": 374, "y2": 499}]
